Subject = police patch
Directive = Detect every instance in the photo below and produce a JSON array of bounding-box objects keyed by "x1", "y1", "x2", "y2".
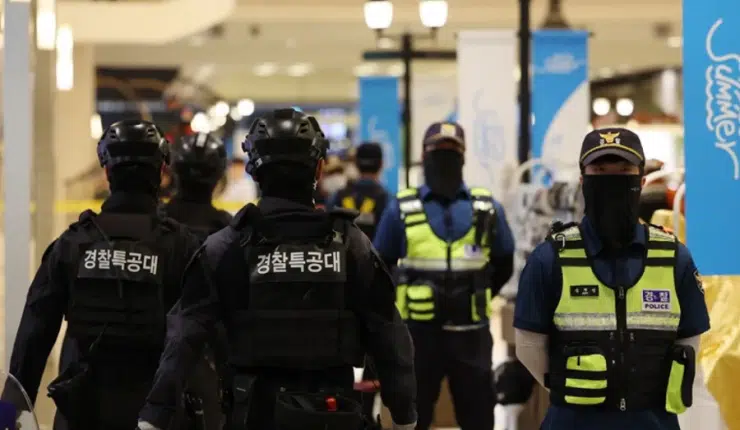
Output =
[
  {"x1": 464, "y1": 244, "x2": 483, "y2": 257},
  {"x1": 694, "y1": 269, "x2": 704, "y2": 295},
  {"x1": 642, "y1": 289, "x2": 671, "y2": 312}
]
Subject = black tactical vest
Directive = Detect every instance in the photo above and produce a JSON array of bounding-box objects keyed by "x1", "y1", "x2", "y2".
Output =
[
  {"x1": 66, "y1": 211, "x2": 167, "y2": 347},
  {"x1": 229, "y1": 207, "x2": 363, "y2": 370}
]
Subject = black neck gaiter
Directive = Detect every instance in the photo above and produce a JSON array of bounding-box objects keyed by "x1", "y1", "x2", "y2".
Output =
[
  {"x1": 582, "y1": 174, "x2": 642, "y2": 250},
  {"x1": 175, "y1": 180, "x2": 216, "y2": 204},
  {"x1": 423, "y1": 150, "x2": 464, "y2": 200}
]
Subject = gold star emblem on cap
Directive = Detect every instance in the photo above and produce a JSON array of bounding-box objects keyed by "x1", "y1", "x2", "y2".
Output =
[
  {"x1": 599, "y1": 131, "x2": 621, "y2": 145},
  {"x1": 441, "y1": 123, "x2": 457, "y2": 136}
]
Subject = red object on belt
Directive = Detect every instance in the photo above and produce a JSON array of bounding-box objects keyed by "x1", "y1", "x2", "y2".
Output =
[{"x1": 326, "y1": 396, "x2": 337, "y2": 412}]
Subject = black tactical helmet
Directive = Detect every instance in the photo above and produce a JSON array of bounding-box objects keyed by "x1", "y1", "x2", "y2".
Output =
[
  {"x1": 97, "y1": 119, "x2": 170, "y2": 168},
  {"x1": 242, "y1": 108, "x2": 328, "y2": 176},
  {"x1": 171, "y1": 132, "x2": 227, "y2": 184}
]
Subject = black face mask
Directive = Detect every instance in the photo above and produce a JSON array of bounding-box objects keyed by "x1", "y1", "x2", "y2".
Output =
[
  {"x1": 423, "y1": 150, "x2": 464, "y2": 200},
  {"x1": 582, "y1": 174, "x2": 642, "y2": 250}
]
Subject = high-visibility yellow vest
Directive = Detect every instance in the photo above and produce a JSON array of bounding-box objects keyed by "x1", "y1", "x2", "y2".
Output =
[
  {"x1": 395, "y1": 187, "x2": 496, "y2": 326},
  {"x1": 547, "y1": 223, "x2": 692, "y2": 414}
]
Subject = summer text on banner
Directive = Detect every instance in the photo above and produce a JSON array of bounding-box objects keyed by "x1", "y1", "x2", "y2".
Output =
[
  {"x1": 531, "y1": 30, "x2": 590, "y2": 183},
  {"x1": 358, "y1": 76, "x2": 402, "y2": 194},
  {"x1": 457, "y1": 30, "x2": 518, "y2": 199},
  {"x1": 682, "y1": 0, "x2": 740, "y2": 275}
]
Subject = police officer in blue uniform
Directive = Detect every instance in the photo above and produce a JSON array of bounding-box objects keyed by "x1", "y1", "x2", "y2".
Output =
[
  {"x1": 8, "y1": 120, "x2": 201, "y2": 430},
  {"x1": 137, "y1": 108, "x2": 417, "y2": 430},
  {"x1": 374, "y1": 122, "x2": 516, "y2": 430},
  {"x1": 514, "y1": 128, "x2": 710, "y2": 430},
  {"x1": 327, "y1": 142, "x2": 389, "y2": 240},
  {"x1": 164, "y1": 132, "x2": 232, "y2": 240}
]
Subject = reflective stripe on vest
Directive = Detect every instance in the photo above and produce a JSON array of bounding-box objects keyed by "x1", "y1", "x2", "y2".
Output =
[
  {"x1": 395, "y1": 187, "x2": 493, "y2": 323},
  {"x1": 553, "y1": 225, "x2": 680, "y2": 333},
  {"x1": 551, "y1": 224, "x2": 680, "y2": 407}
]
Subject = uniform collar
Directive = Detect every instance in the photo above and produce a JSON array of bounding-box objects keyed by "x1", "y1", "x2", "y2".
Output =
[
  {"x1": 581, "y1": 215, "x2": 646, "y2": 256},
  {"x1": 418, "y1": 183, "x2": 470, "y2": 201},
  {"x1": 258, "y1": 196, "x2": 316, "y2": 215},
  {"x1": 101, "y1": 192, "x2": 159, "y2": 214}
]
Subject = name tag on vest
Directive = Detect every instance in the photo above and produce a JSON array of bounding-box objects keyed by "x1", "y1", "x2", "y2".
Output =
[
  {"x1": 78, "y1": 241, "x2": 161, "y2": 284},
  {"x1": 570, "y1": 285, "x2": 599, "y2": 297},
  {"x1": 249, "y1": 243, "x2": 347, "y2": 284},
  {"x1": 642, "y1": 289, "x2": 671, "y2": 312}
]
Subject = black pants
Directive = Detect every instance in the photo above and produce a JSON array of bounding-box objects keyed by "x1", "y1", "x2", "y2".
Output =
[{"x1": 410, "y1": 324, "x2": 495, "y2": 430}]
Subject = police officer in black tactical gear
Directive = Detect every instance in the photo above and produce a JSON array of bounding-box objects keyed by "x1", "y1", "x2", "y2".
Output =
[
  {"x1": 164, "y1": 132, "x2": 232, "y2": 240},
  {"x1": 7, "y1": 119, "x2": 201, "y2": 430},
  {"x1": 137, "y1": 108, "x2": 418, "y2": 430},
  {"x1": 165, "y1": 132, "x2": 232, "y2": 430}
]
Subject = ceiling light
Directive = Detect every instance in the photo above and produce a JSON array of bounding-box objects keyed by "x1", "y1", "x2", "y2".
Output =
[
  {"x1": 667, "y1": 36, "x2": 682, "y2": 48},
  {"x1": 354, "y1": 63, "x2": 380, "y2": 77},
  {"x1": 210, "y1": 101, "x2": 230, "y2": 118},
  {"x1": 36, "y1": 0, "x2": 56, "y2": 50},
  {"x1": 190, "y1": 112, "x2": 211, "y2": 133},
  {"x1": 90, "y1": 113, "x2": 103, "y2": 140},
  {"x1": 616, "y1": 98, "x2": 634, "y2": 116},
  {"x1": 253, "y1": 62, "x2": 278, "y2": 77},
  {"x1": 230, "y1": 107, "x2": 242, "y2": 121},
  {"x1": 364, "y1": 0, "x2": 393, "y2": 30},
  {"x1": 237, "y1": 99, "x2": 255, "y2": 116},
  {"x1": 286, "y1": 63, "x2": 314, "y2": 77},
  {"x1": 387, "y1": 63, "x2": 404, "y2": 77},
  {"x1": 419, "y1": 0, "x2": 448, "y2": 29},
  {"x1": 592, "y1": 97, "x2": 611, "y2": 116},
  {"x1": 209, "y1": 114, "x2": 227, "y2": 129},
  {"x1": 377, "y1": 37, "x2": 395, "y2": 49}
]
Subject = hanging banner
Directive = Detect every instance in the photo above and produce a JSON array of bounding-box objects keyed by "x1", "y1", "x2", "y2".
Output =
[
  {"x1": 457, "y1": 30, "x2": 518, "y2": 198},
  {"x1": 683, "y1": 0, "x2": 740, "y2": 275},
  {"x1": 358, "y1": 76, "x2": 401, "y2": 194},
  {"x1": 531, "y1": 30, "x2": 589, "y2": 183},
  {"x1": 411, "y1": 75, "x2": 457, "y2": 186}
]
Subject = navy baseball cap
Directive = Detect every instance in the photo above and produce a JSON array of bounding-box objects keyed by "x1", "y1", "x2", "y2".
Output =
[
  {"x1": 579, "y1": 127, "x2": 645, "y2": 168},
  {"x1": 355, "y1": 142, "x2": 383, "y2": 168},
  {"x1": 423, "y1": 122, "x2": 465, "y2": 153}
]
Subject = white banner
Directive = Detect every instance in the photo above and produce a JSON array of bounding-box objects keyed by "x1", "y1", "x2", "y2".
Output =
[
  {"x1": 411, "y1": 74, "x2": 457, "y2": 187},
  {"x1": 457, "y1": 30, "x2": 518, "y2": 199}
]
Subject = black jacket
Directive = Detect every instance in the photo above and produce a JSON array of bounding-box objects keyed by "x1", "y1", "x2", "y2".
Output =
[
  {"x1": 140, "y1": 197, "x2": 417, "y2": 428},
  {"x1": 8, "y1": 192, "x2": 200, "y2": 404}
]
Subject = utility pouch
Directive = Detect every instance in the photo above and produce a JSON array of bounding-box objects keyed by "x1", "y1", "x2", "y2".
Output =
[
  {"x1": 560, "y1": 346, "x2": 608, "y2": 406},
  {"x1": 665, "y1": 344, "x2": 695, "y2": 414},
  {"x1": 47, "y1": 360, "x2": 93, "y2": 426},
  {"x1": 228, "y1": 374, "x2": 257, "y2": 430}
]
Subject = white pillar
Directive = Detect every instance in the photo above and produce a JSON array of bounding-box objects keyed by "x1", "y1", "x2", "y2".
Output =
[{"x1": 3, "y1": 0, "x2": 34, "y2": 367}]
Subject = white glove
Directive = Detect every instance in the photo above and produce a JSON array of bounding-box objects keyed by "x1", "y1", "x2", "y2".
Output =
[
  {"x1": 137, "y1": 421, "x2": 163, "y2": 430},
  {"x1": 391, "y1": 421, "x2": 417, "y2": 430}
]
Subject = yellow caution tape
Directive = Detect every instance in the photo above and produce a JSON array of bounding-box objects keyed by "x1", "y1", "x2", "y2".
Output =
[{"x1": 0, "y1": 199, "x2": 248, "y2": 214}]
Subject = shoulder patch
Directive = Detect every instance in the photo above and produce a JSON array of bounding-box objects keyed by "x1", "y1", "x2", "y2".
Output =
[{"x1": 694, "y1": 269, "x2": 704, "y2": 295}]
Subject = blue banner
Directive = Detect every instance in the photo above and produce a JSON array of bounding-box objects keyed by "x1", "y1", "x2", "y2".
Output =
[
  {"x1": 683, "y1": 1, "x2": 740, "y2": 274},
  {"x1": 358, "y1": 77, "x2": 401, "y2": 193},
  {"x1": 531, "y1": 30, "x2": 589, "y2": 183}
]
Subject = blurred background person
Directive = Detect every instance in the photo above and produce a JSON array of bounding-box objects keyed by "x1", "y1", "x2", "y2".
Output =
[
  {"x1": 220, "y1": 158, "x2": 258, "y2": 209},
  {"x1": 315, "y1": 154, "x2": 346, "y2": 207},
  {"x1": 327, "y1": 141, "x2": 388, "y2": 240},
  {"x1": 639, "y1": 159, "x2": 671, "y2": 223}
]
